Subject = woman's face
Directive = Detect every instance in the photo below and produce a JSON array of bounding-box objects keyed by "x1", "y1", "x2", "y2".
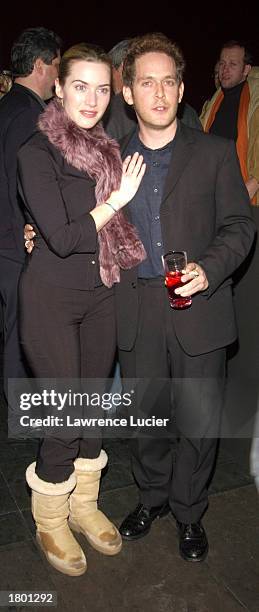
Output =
[{"x1": 55, "y1": 59, "x2": 111, "y2": 129}]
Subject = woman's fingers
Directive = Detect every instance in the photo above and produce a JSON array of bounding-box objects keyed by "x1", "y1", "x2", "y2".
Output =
[
  {"x1": 122, "y1": 155, "x2": 132, "y2": 172},
  {"x1": 135, "y1": 161, "x2": 146, "y2": 182},
  {"x1": 122, "y1": 152, "x2": 145, "y2": 176}
]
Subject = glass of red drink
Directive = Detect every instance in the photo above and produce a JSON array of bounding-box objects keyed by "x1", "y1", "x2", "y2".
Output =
[{"x1": 162, "y1": 251, "x2": 192, "y2": 309}]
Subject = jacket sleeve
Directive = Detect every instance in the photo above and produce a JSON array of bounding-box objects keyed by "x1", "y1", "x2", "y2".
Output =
[
  {"x1": 248, "y1": 106, "x2": 259, "y2": 183},
  {"x1": 4, "y1": 107, "x2": 41, "y2": 215},
  {"x1": 17, "y1": 141, "x2": 98, "y2": 258},
  {"x1": 198, "y1": 139, "x2": 256, "y2": 296}
]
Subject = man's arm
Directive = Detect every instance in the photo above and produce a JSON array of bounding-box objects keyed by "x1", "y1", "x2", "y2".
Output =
[
  {"x1": 18, "y1": 142, "x2": 98, "y2": 257},
  {"x1": 247, "y1": 106, "x2": 259, "y2": 201},
  {"x1": 196, "y1": 140, "x2": 255, "y2": 297},
  {"x1": 4, "y1": 106, "x2": 41, "y2": 215}
]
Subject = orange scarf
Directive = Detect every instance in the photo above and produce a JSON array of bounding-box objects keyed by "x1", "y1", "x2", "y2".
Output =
[{"x1": 205, "y1": 83, "x2": 254, "y2": 200}]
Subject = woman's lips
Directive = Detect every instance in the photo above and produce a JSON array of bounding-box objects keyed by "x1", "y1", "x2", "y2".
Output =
[{"x1": 80, "y1": 110, "x2": 98, "y2": 118}]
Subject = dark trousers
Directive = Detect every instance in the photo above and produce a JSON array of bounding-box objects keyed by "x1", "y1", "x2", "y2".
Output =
[
  {"x1": 119, "y1": 279, "x2": 226, "y2": 523},
  {"x1": 0, "y1": 256, "x2": 30, "y2": 400},
  {"x1": 19, "y1": 272, "x2": 116, "y2": 482}
]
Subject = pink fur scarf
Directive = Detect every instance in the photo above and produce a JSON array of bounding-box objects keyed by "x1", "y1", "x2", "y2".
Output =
[{"x1": 38, "y1": 98, "x2": 146, "y2": 287}]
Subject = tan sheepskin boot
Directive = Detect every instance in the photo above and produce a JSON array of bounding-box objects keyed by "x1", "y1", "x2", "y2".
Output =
[
  {"x1": 26, "y1": 462, "x2": 87, "y2": 576},
  {"x1": 68, "y1": 450, "x2": 122, "y2": 555}
]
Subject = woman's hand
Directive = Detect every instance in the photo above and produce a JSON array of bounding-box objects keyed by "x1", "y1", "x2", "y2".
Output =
[{"x1": 107, "y1": 152, "x2": 146, "y2": 210}]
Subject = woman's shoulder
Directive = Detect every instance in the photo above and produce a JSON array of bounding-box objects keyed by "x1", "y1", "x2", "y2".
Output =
[
  {"x1": 19, "y1": 128, "x2": 62, "y2": 164},
  {"x1": 21, "y1": 128, "x2": 55, "y2": 151}
]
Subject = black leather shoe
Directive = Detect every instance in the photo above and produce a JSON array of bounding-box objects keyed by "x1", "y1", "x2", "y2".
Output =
[
  {"x1": 119, "y1": 502, "x2": 170, "y2": 540},
  {"x1": 177, "y1": 521, "x2": 208, "y2": 562}
]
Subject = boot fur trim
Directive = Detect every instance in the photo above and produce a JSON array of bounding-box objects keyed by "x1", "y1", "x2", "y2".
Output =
[
  {"x1": 26, "y1": 462, "x2": 76, "y2": 496},
  {"x1": 74, "y1": 450, "x2": 108, "y2": 473}
]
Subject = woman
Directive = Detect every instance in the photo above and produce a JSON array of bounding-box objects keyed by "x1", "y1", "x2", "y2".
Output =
[{"x1": 17, "y1": 43, "x2": 146, "y2": 576}]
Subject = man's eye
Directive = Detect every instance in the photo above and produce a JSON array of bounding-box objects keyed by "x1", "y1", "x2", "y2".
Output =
[
  {"x1": 164, "y1": 80, "x2": 175, "y2": 86},
  {"x1": 142, "y1": 81, "x2": 152, "y2": 87}
]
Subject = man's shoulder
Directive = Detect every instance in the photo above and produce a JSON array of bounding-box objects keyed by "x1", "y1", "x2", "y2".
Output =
[
  {"x1": 2, "y1": 84, "x2": 40, "y2": 108},
  {"x1": 179, "y1": 121, "x2": 232, "y2": 150},
  {"x1": 118, "y1": 127, "x2": 138, "y2": 151},
  {"x1": 0, "y1": 85, "x2": 42, "y2": 132}
]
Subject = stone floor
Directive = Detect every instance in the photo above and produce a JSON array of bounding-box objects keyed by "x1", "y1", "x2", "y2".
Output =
[{"x1": 0, "y1": 385, "x2": 259, "y2": 612}]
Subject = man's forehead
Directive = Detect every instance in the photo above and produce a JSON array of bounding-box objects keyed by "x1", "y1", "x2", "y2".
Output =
[
  {"x1": 220, "y1": 46, "x2": 244, "y2": 62},
  {"x1": 135, "y1": 52, "x2": 176, "y2": 76}
]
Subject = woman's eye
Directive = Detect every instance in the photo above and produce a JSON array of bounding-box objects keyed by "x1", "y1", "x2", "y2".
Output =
[
  {"x1": 75, "y1": 84, "x2": 86, "y2": 91},
  {"x1": 97, "y1": 87, "x2": 110, "y2": 95}
]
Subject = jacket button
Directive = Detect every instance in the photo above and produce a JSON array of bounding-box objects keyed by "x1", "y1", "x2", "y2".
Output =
[{"x1": 131, "y1": 282, "x2": 136, "y2": 289}]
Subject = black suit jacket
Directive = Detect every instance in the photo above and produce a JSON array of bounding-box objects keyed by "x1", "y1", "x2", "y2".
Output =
[
  {"x1": 0, "y1": 83, "x2": 45, "y2": 262},
  {"x1": 18, "y1": 130, "x2": 99, "y2": 289},
  {"x1": 115, "y1": 122, "x2": 255, "y2": 356}
]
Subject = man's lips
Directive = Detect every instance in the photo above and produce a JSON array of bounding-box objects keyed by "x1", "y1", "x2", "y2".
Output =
[{"x1": 152, "y1": 106, "x2": 168, "y2": 111}]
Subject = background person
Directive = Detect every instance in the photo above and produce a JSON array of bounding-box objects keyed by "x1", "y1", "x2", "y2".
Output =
[
  {"x1": 200, "y1": 40, "x2": 259, "y2": 453},
  {"x1": 0, "y1": 70, "x2": 12, "y2": 98},
  {"x1": 0, "y1": 27, "x2": 61, "y2": 404}
]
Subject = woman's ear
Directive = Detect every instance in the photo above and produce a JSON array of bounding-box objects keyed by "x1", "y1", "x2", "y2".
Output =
[{"x1": 55, "y1": 78, "x2": 63, "y2": 100}]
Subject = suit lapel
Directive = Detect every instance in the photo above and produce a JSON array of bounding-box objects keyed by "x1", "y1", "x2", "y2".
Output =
[
  {"x1": 119, "y1": 123, "x2": 196, "y2": 213},
  {"x1": 119, "y1": 128, "x2": 138, "y2": 158},
  {"x1": 162, "y1": 122, "x2": 196, "y2": 203}
]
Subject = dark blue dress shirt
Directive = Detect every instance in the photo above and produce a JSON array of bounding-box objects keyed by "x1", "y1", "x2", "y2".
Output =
[{"x1": 124, "y1": 128, "x2": 177, "y2": 277}]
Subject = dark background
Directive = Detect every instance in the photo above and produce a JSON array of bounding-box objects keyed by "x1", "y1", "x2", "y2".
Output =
[{"x1": 1, "y1": 3, "x2": 258, "y2": 113}]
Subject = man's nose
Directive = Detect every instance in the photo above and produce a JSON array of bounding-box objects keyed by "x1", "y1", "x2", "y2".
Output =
[{"x1": 155, "y1": 82, "x2": 165, "y2": 97}]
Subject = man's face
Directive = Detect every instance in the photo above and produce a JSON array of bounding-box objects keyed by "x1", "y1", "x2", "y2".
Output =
[
  {"x1": 42, "y1": 52, "x2": 61, "y2": 100},
  {"x1": 123, "y1": 52, "x2": 184, "y2": 132},
  {"x1": 218, "y1": 46, "x2": 251, "y2": 89}
]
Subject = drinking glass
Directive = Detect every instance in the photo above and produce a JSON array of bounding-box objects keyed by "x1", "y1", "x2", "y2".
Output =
[{"x1": 162, "y1": 250, "x2": 192, "y2": 309}]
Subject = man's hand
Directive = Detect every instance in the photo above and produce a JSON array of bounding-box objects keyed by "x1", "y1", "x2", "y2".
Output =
[
  {"x1": 24, "y1": 224, "x2": 35, "y2": 253},
  {"x1": 174, "y1": 262, "x2": 209, "y2": 297},
  {"x1": 246, "y1": 177, "x2": 259, "y2": 201}
]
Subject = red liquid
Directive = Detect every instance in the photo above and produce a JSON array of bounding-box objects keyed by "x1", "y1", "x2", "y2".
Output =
[{"x1": 165, "y1": 271, "x2": 192, "y2": 309}]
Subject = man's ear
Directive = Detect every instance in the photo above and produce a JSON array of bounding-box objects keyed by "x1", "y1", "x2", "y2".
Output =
[
  {"x1": 34, "y1": 58, "x2": 44, "y2": 75},
  {"x1": 123, "y1": 85, "x2": 134, "y2": 106},
  {"x1": 178, "y1": 81, "x2": 184, "y2": 103},
  {"x1": 244, "y1": 64, "x2": 252, "y2": 79}
]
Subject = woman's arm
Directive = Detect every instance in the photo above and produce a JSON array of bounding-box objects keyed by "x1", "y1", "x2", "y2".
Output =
[
  {"x1": 90, "y1": 153, "x2": 146, "y2": 231},
  {"x1": 19, "y1": 145, "x2": 145, "y2": 257},
  {"x1": 18, "y1": 142, "x2": 97, "y2": 257}
]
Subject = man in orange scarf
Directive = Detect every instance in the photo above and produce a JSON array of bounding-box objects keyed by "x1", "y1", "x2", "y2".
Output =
[{"x1": 200, "y1": 41, "x2": 259, "y2": 205}]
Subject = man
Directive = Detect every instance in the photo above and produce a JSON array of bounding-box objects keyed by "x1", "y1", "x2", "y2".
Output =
[
  {"x1": 114, "y1": 33, "x2": 255, "y2": 562},
  {"x1": 201, "y1": 41, "x2": 259, "y2": 438},
  {"x1": 200, "y1": 40, "x2": 259, "y2": 203},
  {"x1": 103, "y1": 38, "x2": 202, "y2": 140},
  {"x1": 0, "y1": 27, "x2": 61, "y2": 401}
]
